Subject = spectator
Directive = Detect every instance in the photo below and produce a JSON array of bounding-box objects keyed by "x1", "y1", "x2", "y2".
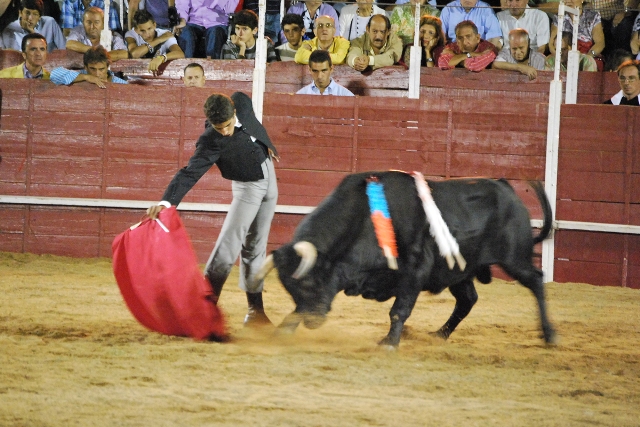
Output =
[
  {"x1": 347, "y1": 14, "x2": 402, "y2": 71},
  {"x1": 440, "y1": 0, "x2": 502, "y2": 49},
  {"x1": 390, "y1": 0, "x2": 439, "y2": 47},
  {"x1": 550, "y1": 0, "x2": 605, "y2": 68},
  {"x1": 497, "y1": 0, "x2": 549, "y2": 53},
  {"x1": 492, "y1": 28, "x2": 546, "y2": 79},
  {"x1": 242, "y1": 0, "x2": 281, "y2": 41},
  {"x1": 544, "y1": 30, "x2": 598, "y2": 71},
  {"x1": 66, "y1": 7, "x2": 128, "y2": 61},
  {"x1": 1, "y1": 0, "x2": 59, "y2": 33},
  {"x1": 125, "y1": 9, "x2": 185, "y2": 73},
  {"x1": 60, "y1": 0, "x2": 120, "y2": 37},
  {"x1": 294, "y1": 15, "x2": 349, "y2": 65},
  {"x1": 605, "y1": 48, "x2": 633, "y2": 71},
  {"x1": 182, "y1": 61, "x2": 205, "y2": 86},
  {"x1": 276, "y1": 13, "x2": 305, "y2": 61},
  {"x1": 286, "y1": 0, "x2": 339, "y2": 41},
  {"x1": 588, "y1": 0, "x2": 637, "y2": 56},
  {"x1": 438, "y1": 20, "x2": 498, "y2": 71},
  {"x1": 128, "y1": 0, "x2": 177, "y2": 32},
  {"x1": 0, "y1": 32, "x2": 49, "y2": 78},
  {"x1": 632, "y1": 13, "x2": 640, "y2": 55},
  {"x1": 403, "y1": 14, "x2": 446, "y2": 67},
  {"x1": 175, "y1": 0, "x2": 238, "y2": 59},
  {"x1": 297, "y1": 49, "x2": 355, "y2": 95},
  {"x1": 339, "y1": 0, "x2": 386, "y2": 41},
  {"x1": 2, "y1": 0, "x2": 65, "y2": 52},
  {"x1": 50, "y1": 45, "x2": 127, "y2": 87},
  {"x1": 604, "y1": 59, "x2": 640, "y2": 105},
  {"x1": 220, "y1": 9, "x2": 278, "y2": 61}
]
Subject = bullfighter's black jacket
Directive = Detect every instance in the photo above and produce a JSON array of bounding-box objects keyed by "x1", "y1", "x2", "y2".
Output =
[{"x1": 162, "y1": 92, "x2": 278, "y2": 206}]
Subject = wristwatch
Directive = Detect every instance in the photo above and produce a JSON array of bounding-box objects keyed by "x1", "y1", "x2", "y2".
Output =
[
  {"x1": 426, "y1": 57, "x2": 434, "y2": 62},
  {"x1": 146, "y1": 42, "x2": 155, "y2": 54},
  {"x1": 590, "y1": 50, "x2": 596, "y2": 56},
  {"x1": 466, "y1": 52, "x2": 472, "y2": 58}
]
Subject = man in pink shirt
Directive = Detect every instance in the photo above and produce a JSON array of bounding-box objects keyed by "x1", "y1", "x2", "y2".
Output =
[
  {"x1": 175, "y1": 0, "x2": 239, "y2": 58},
  {"x1": 438, "y1": 20, "x2": 498, "y2": 72}
]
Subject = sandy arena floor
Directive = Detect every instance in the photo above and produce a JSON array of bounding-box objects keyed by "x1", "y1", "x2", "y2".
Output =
[{"x1": 0, "y1": 251, "x2": 639, "y2": 426}]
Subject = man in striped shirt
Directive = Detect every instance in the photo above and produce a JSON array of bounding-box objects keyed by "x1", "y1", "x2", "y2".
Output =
[
  {"x1": 438, "y1": 20, "x2": 498, "y2": 72},
  {"x1": 50, "y1": 45, "x2": 127, "y2": 87}
]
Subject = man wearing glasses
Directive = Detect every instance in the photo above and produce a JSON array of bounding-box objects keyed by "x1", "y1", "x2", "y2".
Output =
[
  {"x1": 605, "y1": 60, "x2": 640, "y2": 106},
  {"x1": 294, "y1": 15, "x2": 350, "y2": 65}
]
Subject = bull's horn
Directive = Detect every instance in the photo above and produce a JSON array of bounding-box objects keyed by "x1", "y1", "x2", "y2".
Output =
[
  {"x1": 255, "y1": 254, "x2": 275, "y2": 281},
  {"x1": 292, "y1": 241, "x2": 317, "y2": 279}
]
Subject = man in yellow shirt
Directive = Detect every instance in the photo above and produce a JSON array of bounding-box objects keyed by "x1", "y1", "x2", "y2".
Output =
[
  {"x1": 295, "y1": 15, "x2": 349, "y2": 65},
  {"x1": 0, "y1": 32, "x2": 50, "y2": 79}
]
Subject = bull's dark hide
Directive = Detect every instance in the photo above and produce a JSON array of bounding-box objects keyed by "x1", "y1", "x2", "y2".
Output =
[{"x1": 264, "y1": 171, "x2": 556, "y2": 347}]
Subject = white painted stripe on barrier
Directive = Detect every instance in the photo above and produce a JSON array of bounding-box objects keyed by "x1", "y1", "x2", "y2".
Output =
[
  {"x1": 3, "y1": 196, "x2": 639, "y2": 234},
  {"x1": 0, "y1": 195, "x2": 315, "y2": 215}
]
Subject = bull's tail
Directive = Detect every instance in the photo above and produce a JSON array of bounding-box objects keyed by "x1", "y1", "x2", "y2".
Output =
[{"x1": 530, "y1": 181, "x2": 553, "y2": 244}]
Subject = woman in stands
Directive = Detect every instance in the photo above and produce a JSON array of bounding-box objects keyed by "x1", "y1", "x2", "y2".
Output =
[
  {"x1": 403, "y1": 14, "x2": 445, "y2": 68},
  {"x1": 339, "y1": 0, "x2": 386, "y2": 41},
  {"x1": 550, "y1": 0, "x2": 605, "y2": 70}
]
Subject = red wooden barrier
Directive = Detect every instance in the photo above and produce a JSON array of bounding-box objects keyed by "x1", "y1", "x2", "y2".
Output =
[{"x1": 0, "y1": 71, "x2": 637, "y2": 288}]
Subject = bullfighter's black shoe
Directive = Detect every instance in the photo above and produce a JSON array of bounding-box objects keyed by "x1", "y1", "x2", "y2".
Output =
[{"x1": 244, "y1": 292, "x2": 273, "y2": 327}]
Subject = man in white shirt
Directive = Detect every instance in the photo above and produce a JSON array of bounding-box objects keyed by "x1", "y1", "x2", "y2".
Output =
[
  {"x1": 297, "y1": 49, "x2": 354, "y2": 96},
  {"x1": 125, "y1": 9, "x2": 185, "y2": 73},
  {"x1": 497, "y1": 0, "x2": 549, "y2": 53}
]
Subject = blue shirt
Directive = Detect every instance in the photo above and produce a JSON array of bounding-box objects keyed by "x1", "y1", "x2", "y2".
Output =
[
  {"x1": 50, "y1": 67, "x2": 128, "y2": 85},
  {"x1": 297, "y1": 79, "x2": 354, "y2": 96},
  {"x1": 440, "y1": 0, "x2": 502, "y2": 43},
  {"x1": 2, "y1": 17, "x2": 66, "y2": 52},
  {"x1": 61, "y1": 0, "x2": 122, "y2": 30}
]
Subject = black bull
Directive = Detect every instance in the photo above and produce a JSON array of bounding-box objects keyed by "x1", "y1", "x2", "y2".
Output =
[{"x1": 257, "y1": 172, "x2": 557, "y2": 347}]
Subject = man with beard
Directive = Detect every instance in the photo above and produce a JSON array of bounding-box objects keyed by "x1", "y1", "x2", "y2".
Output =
[
  {"x1": 66, "y1": 7, "x2": 128, "y2": 61},
  {"x1": 604, "y1": 60, "x2": 640, "y2": 105},
  {"x1": 347, "y1": 14, "x2": 402, "y2": 72},
  {"x1": 492, "y1": 28, "x2": 546, "y2": 80}
]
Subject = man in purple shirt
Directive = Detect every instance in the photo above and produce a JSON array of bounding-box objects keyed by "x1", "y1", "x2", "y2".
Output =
[{"x1": 175, "y1": 0, "x2": 239, "y2": 58}]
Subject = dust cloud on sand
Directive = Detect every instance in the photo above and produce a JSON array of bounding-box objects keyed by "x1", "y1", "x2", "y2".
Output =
[{"x1": 1, "y1": 252, "x2": 639, "y2": 426}]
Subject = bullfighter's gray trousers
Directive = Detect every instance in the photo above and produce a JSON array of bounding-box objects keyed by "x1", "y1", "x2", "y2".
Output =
[{"x1": 204, "y1": 157, "x2": 278, "y2": 294}]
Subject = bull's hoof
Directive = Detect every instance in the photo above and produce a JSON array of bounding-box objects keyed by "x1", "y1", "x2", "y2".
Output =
[
  {"x1": 275, "y1": 323, "x2": 298, "y2": 335},
  {"x1": 430, "y1": 330, "x2": 449, "y2": 341},
  {"x1": 378, "y1": 344, "x2": 397, "y2": 352},
  {"x1": 377, "y1": 336, "x2": 399, "y2": 349}
]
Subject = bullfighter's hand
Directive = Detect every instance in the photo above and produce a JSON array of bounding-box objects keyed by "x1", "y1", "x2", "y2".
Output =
[{"x1": 146, "y1": 204, "x2": 166, "y2": 219}]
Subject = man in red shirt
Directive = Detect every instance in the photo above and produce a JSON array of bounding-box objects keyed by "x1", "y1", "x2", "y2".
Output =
[{"x1": 438, "y1": 20, "x2": 498, "y2": 72}]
